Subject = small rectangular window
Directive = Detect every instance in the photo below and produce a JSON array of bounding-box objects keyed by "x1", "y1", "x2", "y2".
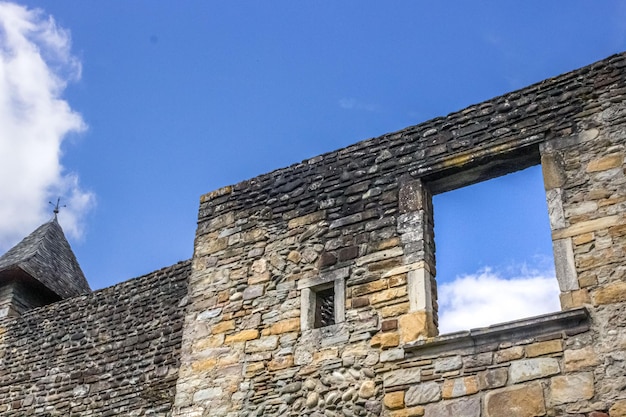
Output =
[{"x1": 314, "y1": 287, "x2": 335, "y2": 328}]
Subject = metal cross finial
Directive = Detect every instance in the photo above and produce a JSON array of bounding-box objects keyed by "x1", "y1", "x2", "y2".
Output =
[{"x1": 49, "y1": 198, "x2": 66, "y2": 216}]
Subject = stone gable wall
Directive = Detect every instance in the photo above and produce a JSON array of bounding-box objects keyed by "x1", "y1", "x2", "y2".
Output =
[
  {"x1": 174, "y1": 52, "x2": 626, "y2": 417},
  {"x1": 0, "y1": 260, "x2": 190, "y2": 416}
]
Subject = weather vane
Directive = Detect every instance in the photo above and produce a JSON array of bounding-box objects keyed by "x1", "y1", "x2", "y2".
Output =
[{"x1": 49, "y1": 198, "x2": 66, "y2": 216}]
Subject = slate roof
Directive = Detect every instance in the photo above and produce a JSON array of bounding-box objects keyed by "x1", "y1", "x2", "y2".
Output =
[{"x1": 0, "y1": 217, "x2": 91, "y2": 298}]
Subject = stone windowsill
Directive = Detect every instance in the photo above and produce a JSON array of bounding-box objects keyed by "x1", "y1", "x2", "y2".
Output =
[{"x1": 404, "y1": 307, "x2": 590, "y2": 357}]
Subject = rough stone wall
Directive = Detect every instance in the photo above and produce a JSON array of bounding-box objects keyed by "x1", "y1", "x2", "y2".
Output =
[
  {"x1": 0, "y1": 260, "x2": 190, "y2": 416},
  {"x1": 174, "y1": 52, "x2": 626, "y2": 417}
]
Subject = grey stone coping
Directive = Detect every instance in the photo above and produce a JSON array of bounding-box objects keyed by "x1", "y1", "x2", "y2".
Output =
[{"x1": 404, "y1": 308, "x2": 590, "y2": 357}]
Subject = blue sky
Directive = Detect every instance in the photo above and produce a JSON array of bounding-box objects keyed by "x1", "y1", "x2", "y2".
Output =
[{"x1": 1, "y1": 1, "x2": 625, "y2": 331}]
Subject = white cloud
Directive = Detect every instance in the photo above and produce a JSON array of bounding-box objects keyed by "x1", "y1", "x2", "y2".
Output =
[
  {"x1": 338, "y1": 97, "x2": 378, "y2": 112},
  {"x1": 438, "y1": 266, "x2": 560, "y2": 334},
  {"x1": 0, "y1": 2, "x2": 94, "y2": 251}
]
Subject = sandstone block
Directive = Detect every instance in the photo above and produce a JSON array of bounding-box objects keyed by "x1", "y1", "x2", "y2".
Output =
[
  {"x1": 193, "y1": 387, "x2": 223, "y2": 402},
  {"x1": 405, "y1": 381, "x2": 441, "y2": 406},
  {"x1": 564, "y1": 346, "x2": 600, "y2": 372},
  {"x1": 389, "y1": 406, "x2": 425, "y2": 417},
  {"x1": 269, "y1": 318, "x2": 300, "y2": 335},
  {"x1": 245, "y1": 336, "x2": 278, "y2": 353},
  {"x1": 525, "y1": 339, "x2": 563, "y2": 358},
  {"x1": 381, "y1": 302, "x2": 410, "y2": 318},
  {"x1": 371, "y1": 332, "x2": 400, "y2": 349},
  {"x1": 593, "y1": 281, "x2": 626, "y2": 305},
  {"x1": 550, "y1": 372, "x2": 594, "y2": 405},
  {"x1": 242, "y1": 284, "x2": 264, "y2": 300},
  {"x1": 441, "y1": 376, "x2": 479, "y2": 399},
  {"x1": 267, "y1": 355, "x2": 294, "y2": 371},
  {"x1": 212, "y1": 320, "x2": 235, "y2": 334},
  {"x1": 495, "y1": 346, "x2": 524, "y2": 363},
  {"x1": 384, "y1": 391, "x2": 405, "y2": 409},
  {"x1": 586, "y1": 153, "x2": 624, "y2": 172},
  {"x1": 383, "y1": 368, "x2": 421, "y2": 387},
  {"x1": 398, "y1": 311, "x2": 435, "y2": 343},
  {"x1": 224, "y1": 329, "x2": 259, "y2": 344},
  {"x1": 191, "y1": 358, "x2": 217, "y2": 373},
  {"x1": 610, "y1": 399, "x2": 626, "y2": 417},
  {"x1": 193, "y1": 334, "x2": 225, "y2": 352},
  {"x1": 353, "y1": 280, "x2": 388, "y2": 297},
  {"x1": 509, "y1": 358, "x2": 560, "y2": 383},
  {"x1": 484, "y1": 382, "x2": 546, "y2": 417}
]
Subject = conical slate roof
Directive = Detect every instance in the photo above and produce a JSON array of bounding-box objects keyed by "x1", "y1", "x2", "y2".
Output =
[{"x1": 0, "y1": 217, "x2": 91, "y2": 298}]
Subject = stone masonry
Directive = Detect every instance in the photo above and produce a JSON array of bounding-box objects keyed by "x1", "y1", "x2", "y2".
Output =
[
  {"x1": 173, "y1": 52, "x2": 626, "y2": 417},
  {"x1": 0, "y1": 53, "x2": 625, "y2": 416}
]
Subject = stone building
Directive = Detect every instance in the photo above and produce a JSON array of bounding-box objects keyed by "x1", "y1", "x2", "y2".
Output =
[{"x1": 0, "y1": 52, "x2": 625, "y2": 416}]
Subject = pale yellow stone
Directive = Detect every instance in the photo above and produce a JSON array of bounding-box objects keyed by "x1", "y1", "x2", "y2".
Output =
[
  {"x1": 525, "y1": 340, "x2": 563, "y2": 358},
  {"x1": 248, "y1": 271, "x2": 270, "y2": 285},
  {"x1": 484, "y1": 382, "x2": 546, "y2": 417},
  {"x1": 381, "y1": 302, "x2": 410, "y2": 318},
  {"x1": 564, "y1": 346, "x2": 600, "y2": 372},
  {"x1": 550, "y1": 372, "x2": 594, "y2": 405},
  {"x1": 552, "y1": 215, "x2": 621, "y2": 240},
  {"x1": 191, "y1": 357, "x2": 217, "y2": 372},
  {"x1": 370, "y1": 287, "x2": 407, "y2": 305},
  {"x1": 370, "y1": 332, "x2": 400, "y2": 348},
  {"x1": 573, "y1": 232, "x2": 595, "y2": 245},
  {"x1": 269, "y1": 317, "x2": 300, "y2": 335},
  {"x1": 560, "y1": 289, "x2": 591, "y2": 309},
  {"x1": 287, "y1": 250, "x2": 301, "y2": 263},
  {"x1": 384, "y1": 391, "x2": 405, "y2": 410},
  {"x1": 610, "y1": 399, "x2": 626, "y2": 417},
  {"x1": 312, "y1": 347, "x2": 339, "y2": 362},
  {"x1": 287, "y1": 211, "x2": 326, "y2": 228},
  {"x1": 398, "y1": 311, "x2": 436, "y2": 343},
  {"x1": 267, "y1": 355, "x2": 294, "y2": 371},
  {"x1": 193, "y1": 334, "x2": 225, "y2": 352},
  {"x1": 352, "y1": 280, "x2": 389, "y2": 296},
  {"x1": 586, "y1": 153, "x2": 624, "y2": 172},
  {"x1": 593, "y1": 281, "x2": 626, "y2": 305},
  {"x1": 495, "y1": 346, "x2": 524, "y2": 363},
  {"x1": 212, "y1": 320, "x2": 236, "y2": 334},
  {"x1": 245, "y1": 362, "x2": 264, "y2": 374},
  {"x1": 389, "y1": 406, "x2": 425, "y2": 417},
  {"x1": 224, "y1": 329, "x2": 259, "y2": 344}
]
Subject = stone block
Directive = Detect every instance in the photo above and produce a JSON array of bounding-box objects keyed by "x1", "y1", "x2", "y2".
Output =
[
  {"x1": 484, "y1": 382, "x2": 546, "y2": 417},
  {"x1": 477, "y1": 367, "x2": 508, "y2": 390},
  {"x1": 384, "y1": 391, "x2": 405, "y2": 410},
  {"x1": 592, "y1": 281, "x2": 626, "y2": 305},
  {"x1": 389, "y1": 406, "x2": 425, "y2": 417},
  {"x1": 353, "y1": 280, "x2": 388, "y2": 297},
  {"x1": 242, "y1": 284, "x2": 264, "y2": 300},
  {"x1": 586, "y1": 153, "x2": 624, "y2": 172},
  {"x1": 287, "y1": 210, "x2": 326, "y2": 229},
  {"x1": 424, "y1": 397, "x2": 480, "y2": 417},
  {"x1": 525, "y1": 339, "x2": 563, "y2": 358},
  {"x1": 383, "y1": 368, "x2": 421, "y2": 387},
  {"x1": 550, "y1": 372, "x2": 594, "y2": 405},
  {"x1": 380, "y1": 348, "x2": 405, "y2": 363},
  {"x1": 495, "y1": 346, "x2": 524, "y2": 363},
  {"x1": 434, "y1": 355, "x2": 463, "y2": 373},
  {"x1": 267, "y1": 355, "x2": 294, "y2": 371},
  {"x1": 564, "y1": 346, "x2": 600, "y2": 372},
  {"x1": 610, "y1": 399, "x2": 626, "y2": 417},
  {"x1": 371, "y1": 332, "x2": 400, "y2": 349},
  {"x1": 381, "y1": 302, "x2": 410, "y2": 318},
  {"x1": 245, "y1": 336, "x2": 279, "y2": 353},
  {"x1": 224, "y1": 329, "x2": 259, "y2": 344},
  {"x1": 269, "y1": 318, "x2": 300, "y2": 335},
  {"x1": 212, "y1": 320, "x2": 236, "y2": 334},
  {"x1": 370, "y1": 287, "x2": 407, "y2": 305},
  {"x1": 398, "y1": 311, "x2": 436, "y2": 343},
  {"x1": 509, "y1": 358, "x2": 560, "y2": 383},
  {"x1": 441, "y1": 376, "x2": 479, "y2": 399},
  {"x1": 405, "y1": 381, "x2": 441, "y2": 406}
]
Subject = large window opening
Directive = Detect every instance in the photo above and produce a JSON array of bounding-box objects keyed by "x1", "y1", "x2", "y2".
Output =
[{"x1": 432, "y1": 164, "x2": 560, "y2": 334}]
